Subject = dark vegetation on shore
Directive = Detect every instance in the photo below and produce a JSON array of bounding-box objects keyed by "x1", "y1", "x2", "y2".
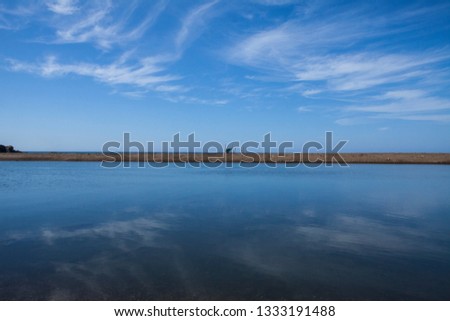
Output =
[
  {"x1": 0, "y1": 152, "x2": 449, "y2": 164},
  {"x1": 0, "y1": 145, "x2": 20, "y2": 153}
]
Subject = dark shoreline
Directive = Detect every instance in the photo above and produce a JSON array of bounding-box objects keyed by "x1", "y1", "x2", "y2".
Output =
[{"x1": 1, "y1": 152, "x2": 450, "y2": 164}]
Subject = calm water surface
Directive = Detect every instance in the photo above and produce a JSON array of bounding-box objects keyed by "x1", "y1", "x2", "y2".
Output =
[{"x1": 0, "y1": 162, "x2": 449, "y2": 300}]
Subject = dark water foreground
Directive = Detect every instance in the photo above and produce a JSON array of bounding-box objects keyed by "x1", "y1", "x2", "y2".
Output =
[{"x1": 0, "y1": 162, "x2": 449, "y2": 300}]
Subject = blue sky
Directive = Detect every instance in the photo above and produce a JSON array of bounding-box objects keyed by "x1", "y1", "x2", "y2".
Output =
[{"x1": 1, "y1": 0, "x2": 449, "y2": 152}]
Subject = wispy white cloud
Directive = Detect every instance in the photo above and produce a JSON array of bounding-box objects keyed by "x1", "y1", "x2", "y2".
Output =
[
  {"x1": 297, "y1": 106, "x2": 311, "y2": 112},
  {"x1": 335, "y1": 117, "x2": 366, "y2": 126},
  {"x1": 227, "y1": 18, "x2": 450, "y2": 92},
  {"x1": 393, "y1": 114, "x2": 450, "y2": 122},
  {"x1": 225, "y1": 4, "x2": 450, "y2": 122},
  {"x1": 47, "y1": 0, "x2": 79, "y2": 15},
  {"x1": 335, "y1": 90, "x2": 450, "y2": 123},
  {"x1": 165, "y1": 94, "x2": 228, "y2": 106},
  {"x1": 8, "y1": 55, "x2": 180, "y2": 89},
  {"x1": 50, "y1": 0, "x2": 167, "y2": 49},
  {"x1": 3, "y1": 1, "x2": 224, "y2": 99},
  {"x1": 117, "y1": 84, "x2": 188, "y2": 99},
  {"x1": 0, "y1": 2, "x2": 38, "y2": 30},
  {"x1": 301, "y1": 89, "x2": 321, "y2": 97},
  {"x1": 348, "y1": 90, "x2": 450, "y2": 114},
  {"x1": 175, "y1": 0, "x2": 220, "y2": 51},
  {"x1": 296, "y1": 53, "x2": 449, "y2": 92},
  {"x1": 226, "y1": 13, "x2": 394, "y2": 71},
  {"x1": 2, "y1": 0, "x2": 449, "y2": 114},
  {"x1": 378, "y1": 90, "x2": 427, "y2": 100},
  {"x1": 251, "y1": 0, "x2": 298, "y2": 5},
  {"x1": 0, "y1": 4, "x2": 36, "y2": 16}
]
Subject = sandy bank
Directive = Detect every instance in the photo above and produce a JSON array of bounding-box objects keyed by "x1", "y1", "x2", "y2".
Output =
[{"x1": 1, "y1": 153, "x2": 450, "y2": 164}]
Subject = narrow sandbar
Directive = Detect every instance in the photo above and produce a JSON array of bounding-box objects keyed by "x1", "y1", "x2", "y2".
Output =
[{"x1": 1, "y1": 153, "x2": 449, "y2": 164}]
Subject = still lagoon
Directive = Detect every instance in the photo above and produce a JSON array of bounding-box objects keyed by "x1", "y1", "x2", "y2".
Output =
[{"x1": 0, "y1": 162, "x2": 449, "y2": 300}]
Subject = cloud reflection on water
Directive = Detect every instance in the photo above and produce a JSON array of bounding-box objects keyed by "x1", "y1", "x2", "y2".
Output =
[
  {"x1": 1, "y1": 162, "x2": 450, "y2": 300},
  {"x1": 41, "y1": 217, "x2": 167, "y2": 245}
]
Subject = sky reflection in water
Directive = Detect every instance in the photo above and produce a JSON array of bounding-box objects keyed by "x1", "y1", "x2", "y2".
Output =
[{"x1": 0, "y1": 162, "x2": 449, "y2": 300}]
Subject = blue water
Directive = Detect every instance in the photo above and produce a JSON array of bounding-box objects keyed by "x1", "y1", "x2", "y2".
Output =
[{"x1": 0, "y1": 162, "x2": 449, "y2": 300}]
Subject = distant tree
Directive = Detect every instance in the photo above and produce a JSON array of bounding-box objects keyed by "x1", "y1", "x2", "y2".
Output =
[{"x1": 0, "y1": 145, "x2": 20, "y2": 153}]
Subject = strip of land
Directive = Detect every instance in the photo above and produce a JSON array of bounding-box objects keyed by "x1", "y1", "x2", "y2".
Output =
[{"x1": 0, "y1": 153, "x2": 450, "y2": 164}]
